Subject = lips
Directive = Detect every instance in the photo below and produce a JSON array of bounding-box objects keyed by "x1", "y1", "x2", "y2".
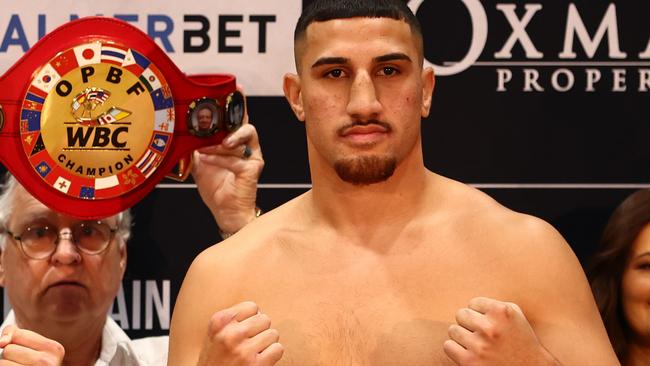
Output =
[
  {"x1": 46, "y1": 280, "x2": 85, "y2": 291},
  {"x1": 340, "y1": 124, "x2": 389, "y2": 136}
]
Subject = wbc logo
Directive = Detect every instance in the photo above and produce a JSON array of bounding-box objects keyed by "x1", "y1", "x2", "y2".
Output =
[{"x1": 20, "y1": 41, "x2": 175, "y2": 200}]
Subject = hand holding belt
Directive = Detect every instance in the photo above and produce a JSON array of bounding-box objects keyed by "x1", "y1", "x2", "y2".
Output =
[{"x1": 0, "y1": 17, "x2": 245, "y2": 219}]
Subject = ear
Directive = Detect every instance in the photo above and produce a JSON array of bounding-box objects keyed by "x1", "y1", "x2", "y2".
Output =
[
  {"x1": 283, "y1": 73, "x2": 305, "y2": 122},
  {"x1": 118, "y1": 241, "x2": 127, "y2": 278},
  {"x1": 420, "y1": 66, "x2": 435, "y2": 118},
  {"x1": 0, "y1": 248, "x2": 5, "y2": 287}
]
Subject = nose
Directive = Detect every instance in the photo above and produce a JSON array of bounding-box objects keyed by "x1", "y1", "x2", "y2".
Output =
[
  {"x1": 346, "y1": 71, "x2": 382, "y2": 121},
  {"x1": 50, "y1": 232, "x2": 81, "y2": 265}
]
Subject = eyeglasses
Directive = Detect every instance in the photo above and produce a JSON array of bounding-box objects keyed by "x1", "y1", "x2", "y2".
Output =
[{"x1": 4, "y1": 221, "x2": 118, "y2": 260}]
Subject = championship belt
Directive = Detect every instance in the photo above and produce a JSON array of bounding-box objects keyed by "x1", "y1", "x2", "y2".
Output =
[{"x1": 0, "y1": 17, "x2": 245, "y2": 219}]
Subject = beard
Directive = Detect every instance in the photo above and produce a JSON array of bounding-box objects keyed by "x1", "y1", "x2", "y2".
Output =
[{"x1": 334, "y1": 154, "x2": 397, "y2": 185}]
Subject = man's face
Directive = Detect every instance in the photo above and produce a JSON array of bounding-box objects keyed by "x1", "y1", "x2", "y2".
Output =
[
  {"x1": 0, "y1": 185, "x2": 126, "y2": 327},
  {"x1": 197, "y1": 108, "x2": 213, "y2": 131},
  {"x1": 285, "y1": 17, "x2": 433, "y2": 184}
]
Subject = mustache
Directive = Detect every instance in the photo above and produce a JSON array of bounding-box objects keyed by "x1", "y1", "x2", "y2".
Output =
[{"x1": 337, "y1": 120, "x2": 393, "y2": 135}]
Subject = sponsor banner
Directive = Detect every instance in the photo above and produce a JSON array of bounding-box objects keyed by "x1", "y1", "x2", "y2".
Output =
[{"x1": 0, "y1": 0, "x2": 300, "y2": 96}]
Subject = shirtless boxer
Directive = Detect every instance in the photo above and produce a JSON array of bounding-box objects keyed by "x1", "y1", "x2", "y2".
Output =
[{"x1": 168, "y1": 1, "x2": 619, "y2": 365}]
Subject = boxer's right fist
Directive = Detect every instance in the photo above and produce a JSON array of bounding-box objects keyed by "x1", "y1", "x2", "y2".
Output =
[{"x1": 197, "y1": 301, "x2": 283, "y2": 366}]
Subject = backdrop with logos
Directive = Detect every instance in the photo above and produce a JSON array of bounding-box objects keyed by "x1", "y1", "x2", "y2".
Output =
[{"x1": 0, "y1": 0, "x2": 647, "y2": 338}]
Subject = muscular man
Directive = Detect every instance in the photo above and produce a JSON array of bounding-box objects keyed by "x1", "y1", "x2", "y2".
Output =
[
  {"x1": 169, "y1": 1, "x2": 619, "y2": 365},
  {"x1": 0, "y1": 121, "x2": 263, "y2": 365}
]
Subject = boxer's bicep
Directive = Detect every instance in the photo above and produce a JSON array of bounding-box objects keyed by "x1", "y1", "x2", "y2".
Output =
[
  {"x1": 519, "y1": 223, "x2": 619, "y2": 366},
  {"x1": 168, "y1": 247, "x2": 231, "y2": 366}
]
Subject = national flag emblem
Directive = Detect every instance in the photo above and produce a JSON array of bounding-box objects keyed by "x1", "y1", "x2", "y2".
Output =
[
  {"x1": 136, "y1": 149, "x2": 161, "y2": 177},
  {"x1": 35, "y1": 161, "x2": 51, "y2": 178},
  {"x1": 139, "y1": 67, "x2": 162, "y2": 92},
  {"x1": 31, "y1": 63, "x2": 61, "y2": 93},
  {"x1": 79, "y1": 186, "x2": 95, "y2": 199},
  {"x1": 73, "y1": 42, "x2": 102, "y2": 66},
  {"x1": 155, "y1": 108, "x2": 175, "y2": 131},
  {"x1": 30, "y1": 135, "x2": 46, "y2": 156},
  {"x1": 101, "y1": 45, "x2": 128, "y2": 64},
  {"x1": 151, "y1": 89, "x2": 173, "y2": 111},
  {"x1": 97, "y1": 107, "x2": 131, "y2": 125},
  {"x1": 95, "y1": 175, "x2": 119, "y2": 190},
  {"x1": 51, "y1": 49, "x2": 79, "y2": 76},
  {"x1": 25, "y1": 92, "x2": 45, "y2": 105},
  {"x1": 21, "y1": 110, "x2": 41, "y2": 131},
  {"x1": 150, "y1": 134, "x2": 169, "y2": 153},
  {"x1": 161, "y1": 85, "x2": 172, "y2": 99},
  {"x1": 54, "y1": 176, "x2": 72, "y2": 193}
]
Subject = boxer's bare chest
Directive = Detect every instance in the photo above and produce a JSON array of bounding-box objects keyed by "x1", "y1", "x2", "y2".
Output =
[{"x1": 238, "y1": 233, "x2": 515, "y2": 366}]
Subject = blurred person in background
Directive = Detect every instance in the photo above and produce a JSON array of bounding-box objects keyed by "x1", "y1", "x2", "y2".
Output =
[{"x1": 589, "y1": 189, "x2": 650, "y2": 366}]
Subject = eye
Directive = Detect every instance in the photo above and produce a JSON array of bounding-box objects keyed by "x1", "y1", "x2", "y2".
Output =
[
  {"x1": 638, "y1": 263, "x2": 650, "y2": 270},
  {"x1": 31, "y1": 226, "x2": 50, "y2": 238},
  {"x1": 378, "y1": 66, "x2": 399, "y2": 77},
  {"x1": 325, "y1": 69, "x2": 346, "y2": 78},
  {"x1": 79, "y1": 225, "x2": 96, "y2": 237}
]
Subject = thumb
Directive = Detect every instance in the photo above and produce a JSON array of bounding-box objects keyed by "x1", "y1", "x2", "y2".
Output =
[{"x1": 207, "y1": 309, "x2": 237, "y2": 337}]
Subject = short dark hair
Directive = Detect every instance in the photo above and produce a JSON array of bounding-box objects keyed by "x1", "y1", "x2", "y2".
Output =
[
  {"x1": 294, "y1": 0, "x2": 422, "y2": 45},
  {"x1": 587, "y1": 189, "x2": 650, "y2": 361}
]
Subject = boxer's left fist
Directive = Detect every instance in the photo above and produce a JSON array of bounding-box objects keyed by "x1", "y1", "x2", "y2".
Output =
[{"x1": 443, "y1": 297, "x2": 560, "y2": 366}]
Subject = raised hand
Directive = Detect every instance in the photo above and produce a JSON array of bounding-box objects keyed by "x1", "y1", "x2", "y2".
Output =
[
  {"x1": 444, "y1": 297, "x2": 560, "y2": 366},
  {"x1": 197, "y1": 301, "x2": 283, "y2": 366},
  {"x1": 0, "y1": 325, "x2": 65, "y2": 366}
]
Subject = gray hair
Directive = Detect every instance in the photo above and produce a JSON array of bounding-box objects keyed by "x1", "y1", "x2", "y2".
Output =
[{"x1": 0, "y1": 172, "x2": 132, "y2": 249}]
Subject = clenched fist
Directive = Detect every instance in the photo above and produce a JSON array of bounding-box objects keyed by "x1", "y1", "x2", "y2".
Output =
[
  {"x1": 0, "y1": 325, "x2": 64, "y2": 366},
  {"x1": 444, "y1": 297, "x2": 559, "y2": 366},
  {"x1": 197, "y1": 301, "x2": 283, "y2": 366}
]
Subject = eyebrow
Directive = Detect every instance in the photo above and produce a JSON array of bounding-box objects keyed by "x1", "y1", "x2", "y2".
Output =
[
  {"x1": 373, "y1": 52, "x2": 412, "y2": 63},
  {"x1": 310, "y1": 53, "x2": 413, "y2": 69},
  {"x1": 634, "y1": 251, "x2": 650, "y2": 260},
  {"x1": 311, "y1": 56, "x2": 349, "y2": 68}
]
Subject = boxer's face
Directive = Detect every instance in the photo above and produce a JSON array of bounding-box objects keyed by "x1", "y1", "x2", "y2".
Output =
[
  {"x1": 0, "y1": 185, "x2": 126, "y2": 327},
  {"x1": 285, "y1": 17, "x2": 434, "y2": 184},
  {"x1": 621, "y1": 223, "x2": 650, "y2": 341}
]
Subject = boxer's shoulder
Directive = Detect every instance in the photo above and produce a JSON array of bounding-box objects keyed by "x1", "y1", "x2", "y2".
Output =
[{"x1": 431, "y1": 174, "x2": 574, "y2": 263}]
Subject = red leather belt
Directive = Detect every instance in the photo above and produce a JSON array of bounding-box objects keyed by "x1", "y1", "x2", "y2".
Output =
[{"x1": 0, "y1": 17, "x2": 244, "y2": 219}]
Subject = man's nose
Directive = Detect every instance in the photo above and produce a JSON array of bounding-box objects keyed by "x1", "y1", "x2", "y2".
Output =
[
  {"x1": 50, "y1": 233, "x2": 81, "y2": 265},
  {"x1": 346, "y1": 72, "x2": 382, "y2": 121}
]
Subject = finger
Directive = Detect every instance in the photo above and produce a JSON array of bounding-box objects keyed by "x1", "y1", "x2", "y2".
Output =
[
  {"x1": 207, "y1": 310, "x2": 238, "y2": 337},
  {"x1": 257, "y1": 342, "x2": 284, "y2": 366},
  {"x1": 246, "y1": 327, "x2": 279, "y2": 354},
  {"x1": 442, "y1": 339, "x2": 467, "y2": 365},
  {"x1": 239, "y1": 313, "x2": 272, "y2": 338},
  {"x1": 231, "y1": 301, "x2": 260, "y2": 322},
  {"x1": 0, "y1": 360, "x2": 24, "y2": 366},
  {"x1": 504, "y1": 301, "x2": 524, "y2": 315},
  {"x1": 447, "y1": 324, "x2": 473, "y2": 349},
  {"x1": 467, "y1": 296, "x2": 497, "y2": 314},
  {"x1": 455, "y1": 307, "x2": 490, "y2": 333},
  {"x1": 4, "y1": 328, "x2": 64, "y2": 355},
  {"x1": 2, "y1": 343, "x2": 62, "y2": 365},
  {"x1": 196, "y1": 142, "x2": 259, "y2": 160},
  {"x1": 197, "y1": 154, "x2": 254, "y2": 172},
  {"x1": 0, "y1": 325, "x2": 15, "y2": 347},
  {"x1": 222, "y1": 124, "x2": 260, "y2": 150}
]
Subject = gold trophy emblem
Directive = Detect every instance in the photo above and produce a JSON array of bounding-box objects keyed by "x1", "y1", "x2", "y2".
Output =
[{"x1": 20, "y1": 41, "x2": 175, "y2": 200}]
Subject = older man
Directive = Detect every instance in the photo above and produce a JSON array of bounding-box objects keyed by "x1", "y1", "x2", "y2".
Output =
[
  {"x1": 169, "y1": 1, "x2": 619, "y2": 365},
  {"x1": 0, "y1": 122, "x2": 264, "y2": 365}
]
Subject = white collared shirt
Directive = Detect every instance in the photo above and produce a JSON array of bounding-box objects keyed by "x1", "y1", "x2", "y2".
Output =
[{"x1": 1, "y1": 311, "x2": 168, "y2": 365}]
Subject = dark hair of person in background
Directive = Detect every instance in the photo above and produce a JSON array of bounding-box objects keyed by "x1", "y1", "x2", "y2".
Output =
[{"x1": 587, "y1": 189, "x2": 650, "y2": 361}]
